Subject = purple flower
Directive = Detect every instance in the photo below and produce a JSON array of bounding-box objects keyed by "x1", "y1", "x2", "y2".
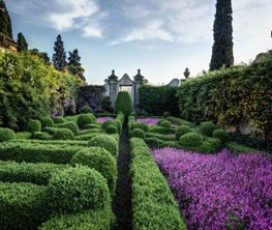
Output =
[
  {"x1": 97, "y1": 117, "x2": 114, "y2": 123},
  {"x1": 152, "y1": 148, "x2": 272, "y2": 229},
  {"x1": 136, "y1": 118, "x2": 160, "y2": 126}
]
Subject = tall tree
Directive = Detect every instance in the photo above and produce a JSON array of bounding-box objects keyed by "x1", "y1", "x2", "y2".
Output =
[
  {"x1": 0, "y1": 0, "x2": 13, "y2": 38},
  {"x1": 17, "y1": 32, "x2": 28, "y2": 52},
  {"x1": 52, "y1": 34, "x2": 67, "y2": 71},
  {"x1": 210, "y1": 0, "x2": 234, "y2": 71},
  {"x1": 68, "y1": 49, "x2": 85, "y2": 81}
]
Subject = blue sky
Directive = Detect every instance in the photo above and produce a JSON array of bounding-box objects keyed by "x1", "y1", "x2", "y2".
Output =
[{"x1": 6, "y1": 0, "x2": 272, "y2": 85}]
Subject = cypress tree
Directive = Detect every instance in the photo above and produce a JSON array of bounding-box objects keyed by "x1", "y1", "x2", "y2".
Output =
[
  {"x1": 210, "y1": 0, "x2": 234, "y2": 71},
  {"x1": 17, "y1": 32, "x2": 28, "y2": 52},
  {"x1": 0, "y1": 0, "x2": 13, "y2": 38},
  {"x1": 68, "y1": 49, "x2": 85, "y2": 80},
  {"x1": 52, "y1": 34, "x2": 67, "y2": 71}
]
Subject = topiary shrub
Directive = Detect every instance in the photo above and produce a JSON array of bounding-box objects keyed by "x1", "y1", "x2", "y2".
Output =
[
  {"x1": 199, "y1": 121, "x2": 218, "y2": 137},
  {"x1": 115, "y1": 120, "x2": 122, "y2": 134},
  {"x1": 0, "y1": 128, "x2": 15, "y2": 142},
  {"x1": 47, "y1": 166, "x2": 111, "y2": 213},
  {"x1": 41, "y1": 117, "x2": 54, "y2": 128},
  {"x1": 213, "y1": 129, "x2": 230, "y2": 144},
  {"x1": 15, "y1": 131, "x2": 32, "y2": 140},
  {"x1": 202, "y1": 138, "x2": 223, "y2": 153},
  {"x1": 27, "y1": 119, "x2": 41, "y2": 134},
  {"x1": 102, "y1": 120, "x2": 117, "y2": 130},
  {"x1": 176, "y1": 125, "x2": 192, "y2": 140},
  {"x1": 88, "y1": 135, "x2": 118, "y2": 158},
  {"x1": 53, "y1": 129, "x2": 74, "y2": 140},
  {"x1": 52, "y1": 116, "x2": 66, "y2": 124},
  {"x1": 158, "y1": 119, "x2": 167, "y2": 125},
  {"x1": 131, "y1": 128, "x2": 146, "y2": 139},
  {"x1": 132, "y1": 122, "x2": 149, "y2": 132},
  {"x1": 163, "y1": 111, "x2": 171, "y2": 118},
  {"x1": 160, "y1": 120, "x2": 172, "y2": 128},
  {"x1": 33, "y1": 132, "x2": 52, "y2": 140},
  {"x1": 77, "y1": 114, "x2": 96, "y2": 129},
  {"x1": 56, "y1": 122, "x2": 79, "y2": 135},
  {"x1": 70, "y1": 147, "x2": 117, "y2": 194},
  {"x1": 106, "y1": 125, "x2": 118, "y2": 134},
  {"x1": 179, "y1": 133, "x2": 203, "y2": 148},
  {"x1": 80, "y1": 106, "x2": 93, "y2": 114},
  {"x1": 115, "y1": 92, "x2": 134, "y2": 117}
]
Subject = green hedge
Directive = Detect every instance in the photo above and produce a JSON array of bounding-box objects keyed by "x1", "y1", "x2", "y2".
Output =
[
  {"x1": 139, "y1": 86, "x2": 179, "y2": 116},
  {"x1": 0, "y1": 142, "x2": 84, "y2": 164},
  {"x1": 0, "y1": 128, "x2": 15, "y2": 142},
  {"x1": 53, "y1": 128, "x2": 75, "y2": 140},
  {"x1": 176, "y1": 56, "x2": 272, "y2": 138},
  {"x1": 0, "y1": 182, "x2": 47, "y2": 230},
  {"x1": 70, "y1": 147, "x2": 117, "y2": 194},
  {"x1": 77, "y1": 114, "x2": 96, "y2": 129},
  {"x1": 0, "y1": 161, "x2": 66, "y2": 185},
  {"x1": 131, "y1": 128, "x2": 146, "y2": 139},
  {"x1": 130, "y1": 138, "x2": 186, "y2": 229},
  {"x1": 27, "y1": 119, "x2": 41, "y2": 134},
  {"x1": 33, "y1": 132, "x2": 52, "y2": 140},
  {"x1": 115, "y1": 92, "x2": 134, "y2": 116},
  {"x1": 56, "y1": 121, "x2": 79, "y2": 135},
  {"x1": 40, "y1": 117, "x2": 54, "y2": 129},
  {"x1": 149, "y1": 125, "x2": 176, "y2": 134},
  {"x1": 11, "y1": 139, "x2": 88, "y2": 146}
]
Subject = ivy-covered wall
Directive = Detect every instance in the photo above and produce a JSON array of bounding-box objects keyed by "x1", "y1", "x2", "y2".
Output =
[
  {"x1": 176, "y1": 54, "x2": 272, "y2": 138},
  {"x1": 139, "y1": 85, "x2": 179, "y2": 116}
]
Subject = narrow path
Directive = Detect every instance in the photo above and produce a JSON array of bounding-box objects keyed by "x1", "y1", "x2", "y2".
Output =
[{"x1": 113, "y1": 123, "x2": 132, "y2": 230}]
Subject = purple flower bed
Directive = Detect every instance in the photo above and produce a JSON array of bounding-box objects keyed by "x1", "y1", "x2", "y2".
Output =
[
  {"x1": 136, "y1": 118, "x2": 160, "y2": 126},
  {"x1": 97, "y1": 117, "x2": 114, "y2": 123},
  {"x1": 152, "y1": 147, "x2": 272, "y2": 229}
]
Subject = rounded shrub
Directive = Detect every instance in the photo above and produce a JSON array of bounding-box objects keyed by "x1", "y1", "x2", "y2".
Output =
[
  {"x1": 80, "y1": 106, "x2": 92, "y2": 114},
  {"x1": 163, "y1": 111, "x2": 171, "y2": 118},
  {"x1": 106, "y1": 125, "x2": 118, "y2": 134},
  {"x1": 77, "y1": 114, "x2": 96, "y2": 129},
  {"x1": 52, "y1": 116, "x2": 66, "y2": 124},
  {"x1": 160, "y1": 120, "x2": 172, "y2": 128},
  {"x1": 131, "y1": 128, "x2": 146, "y2": 139},
  {"x1": 199, "y1": 121, "x2": 218, "y2": 137},
  {"x1": 179, "y1": 133, "x2": 203, "y2": 148},
  {"x1": 213, "y1": 129, "x2": 230, "y2": 144},
  {"x1": 115, "y1": 91, "x2": 134, "y2": 116},
  {"x1": 205, "y1": 138, "x2": 223, "y2": 152},
  {"x1": 47, "y1": 166, "x2": 110, "y2": 213},
  {"x1": 88, "y1": 135, "x2": 118, "y2": 158},
  {"x1": 197, "y1": 142, "x2": 215, "y2": 154},
  {"x1": 70, "y1": 147, "x2": 117, "y2": 194},
  {"x1": 40, "y1": 117, "x2": 54, "y2": 128},
  {"x1": 0, "y1": 128, "x2": 15, "y2": 142},
  {"x1": 158, "y1": 119, "x2": 167, "y2": 125},
  {"x1": 27, "y1": 119, "x2": 41, "y2": 134},
  {"x1": 53, "y1": 128, "x2": 74, "y2": 140},
  {"x1": 132, "y1": 122, "x2": 149, "y2": 132},
  {"x1": 176, "y1": 125, "x2": 192, "y2": 140},
  {"x1": 56, "y1": 121, "x2": 79, "y2": 135},
  {"x1": 33, "y1": 132, "x2": 52, "y2": 140},
  {"x1": 102, "y1": 120, "x2": 117, "y2": 130}
]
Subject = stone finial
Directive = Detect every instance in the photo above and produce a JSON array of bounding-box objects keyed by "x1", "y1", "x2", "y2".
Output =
[
  {"x1": 112, "y1": 70, "x2": 115, "y2": 75},
  {"x1": 184, "y1": 67, "x2": 190, "y2": 79},
  {"x1": 137, "y1": 69, "x2": 141, "y2": 75}
]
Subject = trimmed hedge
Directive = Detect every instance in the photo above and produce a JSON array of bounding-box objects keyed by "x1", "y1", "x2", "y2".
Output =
[
  {"x1": 40, "y1": 117, "x2": 54, "y2": 129},
  {"x1": 176, "y1": 125, "x2": 192, "y2": 140},
  {"x1": 52, "y1": 116, "x2": 66, "y2": 124},
  {"x1": 27, "y1": 119, "x2": 41, "y2": 134},
  {"x1": 199, "y1": 121, "x2": 218, "y2": 137},
  {"x1": 213, "y1": 129, "x2": 230, "y2": 144},
  {"x1": 0, "y1": 182, "x2": 47, "y2": 230},
  {"x1": 88, "y1": 135, "x2": 118, "y2": 158},
  {"x1": 11, "y1": 139, "x2": 88, "y2": 146},
  {"x1": 56, "y1": 121, "x2": 79, "y2": 135},
  {"x1": 106, "y1": 125, "x2": 118, "y2": 134},
  {"x1": 70, "y1": 147, "x2": 117, "y2": 194},
  {"x1": 33, "y1": 132, "x2": 52, "y2": 140},
  {"x1": 130, "y1": 138, "x2": 186, "y2": 229},
  {"x1": 166, "y1": 117, "x2": 196, "y2": 128},
  {"x1": 77, "y1": 114, "x2": 96, "y2": 129},
  {"x1": 149, "y1": 125, "x2": 176, "y2": 135},
  {"x1": 0, "y1": 161, "x2": 66, "y2": 185},
  {"x1": 146, "y1": 132, "x2": 175, "y2": 141},
  {"x1": 132, "y1": 122, "x2": 149, "y2": 132},
  {"x1": 131, "y1": 128, "x2": 146, "y2": 139},
  {"x1": 0, "y1": 128, "x2": 15, "y2": 142},
  {"x1": 15, "y1": 131, "x2": 32, "y2": 140},
  {"x1": 0, "y1": 142, "x2": 84, "y2": 164},
  {"x1": 159, "y1": 120, "x2": 172, "y2": 128},
  {"x1": 115, "y1": 91, "x2": 134, "y2": 116},
  {"x1": 226, "y1": 142, "x2": 257, "y2": 154},
  {"x1": 46, "y1": 166, "x2": 111, "y2": 214},
  {"x1": 179, "y1": 133, "x2": 203, "y2": 148},
  {"x1": 53, "y1": 128, "x2": 75, "y2": 140},
  {"x1": 75, "y1": 132, "x2": 102, "y2": 141}
]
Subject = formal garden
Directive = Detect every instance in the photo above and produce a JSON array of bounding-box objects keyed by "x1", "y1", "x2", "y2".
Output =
[{"x1": 0, "y1": 0, "x2": 272, "y2": 229}]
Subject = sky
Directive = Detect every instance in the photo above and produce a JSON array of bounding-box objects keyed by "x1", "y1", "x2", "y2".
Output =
[{"x1": 6, "y1": 0, "x2": 272, "y2": 85}]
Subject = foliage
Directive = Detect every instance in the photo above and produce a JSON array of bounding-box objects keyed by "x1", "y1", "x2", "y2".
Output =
[
  {"x1": 115, "y1": 91, "x2": 134, "y2": 116},
  {"x1": 130, "y1": 138, "x2": 187, "y2": 230},
  {"x1": 131, "y1": 128, "x2": 146, "y2": 139},
  {"x1": 15, "y1": 131, "x2": 32, "y2": 139},
  {"x1": 80, "y1": 105, "x2": 92, "y2": 114},
  {"x1": 52, "y1": 34, "x2": 67, "y2": 71},
  {"x1": 149, "y1": 125, "x2": 176, "y2": 135},
  {"x1": 46, "y1": 166, "x2": 111, "y2": 214},
  {"x1": 153, "y1": 148, "x2": 272, "y2": 229},
  {"x1": 56, "y1": 121, "x2": 79, "y2": 135},
  {"x1": 226, "y1": 142, "x2": 257, "y2": 154},
  {"x1": 68, "y1": 49, "x2": 85, "y2": 81},
  {"x1": 40, "y1": 117, "x2": 54, "y2": 129},
  {"x1": 0, "y1": 0, "x2": 13, "y2": 38},
  {"x1": 210, "y1": 0, "x2": 233, "y2": 71},
  {"x1": 199, "y1": 121, "x2": 218, "y2": 137},
  {"x1": 176, "y1": 56, "x2": 272, "y2": 138},
  {"x1": 159, "y1": 120, "x2": 172, "y2": 128},
  {"x1": 53, "y1": 128, "x2": 74, "y2": 140},
  {"x1": 106, "y1": 125, "x2": 118, "y2": 134},
  {"x1": 70, "y1": 147, "x2": 117, "y2": 194},
  {"x1": 27, "y1": 119, "x2": 41, "y2": 134},
  {"x1": 179, "y1": 133, "x2": 203, "y2": 148},
  {"x1": 139, "y1": 86, "x2": 179, "y2": 116},
  {"x1": 33, "y1": 132, "x2": 52, "y2": 140},
  {"x1": 132, "y1": 122, "x2": 149, "y2": 132},
  {"x1": 0, "y1": 127, "x2": 15, "y2": 142},
  {"x1": 52, "y1": 116, "x2": 66, "y2": 124},
  {"x1": 102, "y1": 120, "x2": 117, "y2": 130},
  {"x1": 0, "y1": 182, "x2": 47, "y2": 230},
  {"x1": 213, "y1": 129, "x2": 230, "y2": 144},
  {"x1": 17, "y1": 32, "x2": 28, "y2": 52},
  {"x1": 163, "y1": 111, "x2": 171, "y2": 118},
  {"x1": 136, "y1": 118, "x2": 159, "y2": 126},
  {"x1": 176, "y1": 125, "x2": 192, "y2": 140},
  {"x1": 88, "y1": 135, "x2": 118, "y2": 158},
  {"x1": 77, "y1": 113, "x2": 96, "y2": 129}
]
